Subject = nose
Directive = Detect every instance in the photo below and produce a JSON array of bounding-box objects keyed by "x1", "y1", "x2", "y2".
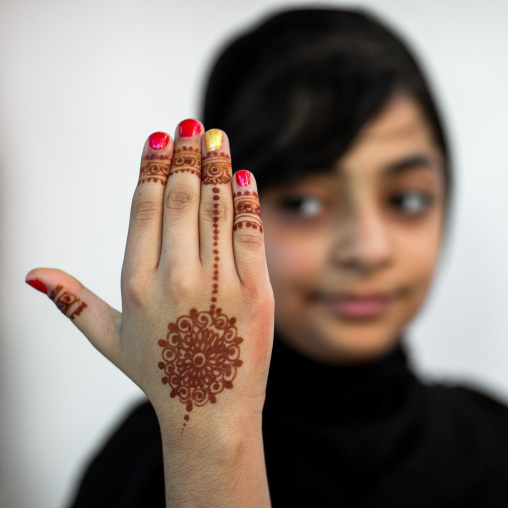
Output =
[{"x1": 330, "y1": 202, "x2": 393, "y2": 273}]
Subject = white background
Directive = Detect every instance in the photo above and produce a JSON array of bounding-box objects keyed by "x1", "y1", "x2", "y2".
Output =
[{"x1": 1, "y1": 0, "x2": 508, "y2": 506}]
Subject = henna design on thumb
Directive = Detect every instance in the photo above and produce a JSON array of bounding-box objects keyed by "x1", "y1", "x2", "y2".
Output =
[{"x1": 49, "y1": 285, "x2": 88, "y2": 320}]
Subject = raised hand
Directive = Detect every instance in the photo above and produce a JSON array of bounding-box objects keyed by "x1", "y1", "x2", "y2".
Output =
[{"x1": 26, "y1": 119, "x2": 274, "y2": 506}]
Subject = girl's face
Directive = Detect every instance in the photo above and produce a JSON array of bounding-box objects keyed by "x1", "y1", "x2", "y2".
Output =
[{"x1": 260, "y1": 92, "x2": 446, "y2": 364}]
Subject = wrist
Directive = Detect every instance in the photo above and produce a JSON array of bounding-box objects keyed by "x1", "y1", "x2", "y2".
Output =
[
  {"x1": 159, "y1": 412, "x2": 269, "y2": 507},
  {"x1": 157, "y1": 405, "x2": 263, "y2": 455}
]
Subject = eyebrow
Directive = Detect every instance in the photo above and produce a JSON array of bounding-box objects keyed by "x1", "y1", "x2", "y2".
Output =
[
  {"x1": 330, "y1": 154, "x2": 440, "y2": 181},
  {"x1": 381, "y1": 154, "x2": 438, "y2": 176}
]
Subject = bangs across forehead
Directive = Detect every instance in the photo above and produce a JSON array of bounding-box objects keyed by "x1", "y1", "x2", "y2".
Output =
[{"x1": 225, "y1": 47, "x2": 401, "y2": 187}]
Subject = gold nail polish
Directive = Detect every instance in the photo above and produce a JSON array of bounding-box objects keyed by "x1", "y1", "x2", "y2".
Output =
[{"x1": 205, "y1": 129, "x2": 223, "y2": 151}]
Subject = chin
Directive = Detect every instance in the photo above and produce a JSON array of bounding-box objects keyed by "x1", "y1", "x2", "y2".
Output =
[{"x1": 294, "y1": 325, "x2": 403, "y2": 366}]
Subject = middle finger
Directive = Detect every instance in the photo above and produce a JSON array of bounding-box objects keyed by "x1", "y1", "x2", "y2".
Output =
[{"x1": 199, "y1": 129, "x2": 234, "y2": 282}]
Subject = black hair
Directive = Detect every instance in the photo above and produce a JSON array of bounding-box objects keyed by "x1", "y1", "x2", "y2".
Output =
[{"x1": 202, "y1": 7, "x2": 453, "y2": 233}]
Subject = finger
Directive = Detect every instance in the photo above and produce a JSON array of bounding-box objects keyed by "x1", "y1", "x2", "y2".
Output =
[
  {"x1": 25, "y1": 268, "x2": 122, "y2": 366},
  {"x1": 199, "y1": 130, "x2": 235, "y2": 294},
  {"x1": 159, "y1": 119, "x2": 203, "y2": 275},
  {"x1": 231, "y1": 170, "x2": 269, "y2": 288},
  {"x1": 123, "y1": 132, "x2": 173, "y2": 281}
]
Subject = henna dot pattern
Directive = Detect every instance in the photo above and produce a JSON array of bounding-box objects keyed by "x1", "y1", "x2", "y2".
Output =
[
  {"x1": 233, "y1": 190, "x2": 263, "y2": 233},
  {"x1": 138, "y1": 154, "x2": 171, "y2": 185},
  {"x1": 170, "y1": 146, "x2": 201, "y2": 178},
  {"x1": 50, "y1": 285, "x2": 87, "y2": 320}
]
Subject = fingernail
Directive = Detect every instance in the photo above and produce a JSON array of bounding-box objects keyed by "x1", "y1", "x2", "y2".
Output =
[
  {"x1": 205, "y1": 129, "x2": 223, "y2": 151},
  {"x1": 179, "y1": 119, "x2": 201, "y2": 138},
  {"x1": 26, "y1": 279, "x2": 48, "y2": 294},
  {"x1": 149, "y1": 132, "x2": 169, "y2": 150},
  {"x1": 235, "y1": 170, "x2": 251, "y2": 187}
]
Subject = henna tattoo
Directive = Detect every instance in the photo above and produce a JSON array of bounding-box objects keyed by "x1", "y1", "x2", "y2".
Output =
[
  {"x1": 138, "y1": 154, "x2": 171, "y2": 186},
  {"x1": 170, "y1": 146, "x2": 201, "y2": 178},
  {"x1": 211, "y1": 187, "x2": 221, "y2": 307},
  {"x1": 158, "y1": 166, "x2": 244, "y2": 433},
  {"x1": 233, "y1": 190, "x2": 263, "y2": 233},
  {"x1": 50, "y1": 285, "x2": 88, "y2": 320},
  {"x1": 201, "y1": 151, "x2": 232, "y2": 185},
  {"x1": 157, "y1": 307, "x2": 243, "y2": 412}
]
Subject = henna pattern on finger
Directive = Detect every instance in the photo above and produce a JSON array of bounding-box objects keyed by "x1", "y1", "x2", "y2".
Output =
[
  {"x1": 138, "y1": 154, "x2": 171, "y2": 186},
  {"x1": 233, "y1": 190, "x2": 263, "y2": 233},
  {"x1": 170, "y1": 146, "x2": 201, "y2": 178},
  {"x1": 201, "y1": 151, "x2": 232, "y2": 185},
  {"x1": 50, "y1": 285, "x2": 88, "y2": 320}
]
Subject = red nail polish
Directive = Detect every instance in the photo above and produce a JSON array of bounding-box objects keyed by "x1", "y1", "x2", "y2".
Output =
[
  {"x1": 236, "y1": 170, "x2": 251, "y2": 187},
  {"x1": 149, "y1": 132, "x2": 169, "y2": 150},
  {"x1": 179, "y1": 119, "x2": 201, "y2": 138},
  {"x1": 26, "y1": 279, "x2": 48, "y2": 294}
]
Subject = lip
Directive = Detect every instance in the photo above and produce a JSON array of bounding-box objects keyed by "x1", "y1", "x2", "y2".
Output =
[{"x1": 318, "y1": 290, "x2": 396, "y2": 318}]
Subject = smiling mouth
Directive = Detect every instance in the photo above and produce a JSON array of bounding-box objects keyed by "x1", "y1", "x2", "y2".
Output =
[
  {"x1": 314, "y1": 288, "x2": 404, "y2": 319},
  {"x1": 325, "y1": 298, "x2": 391, "y2": 318}
]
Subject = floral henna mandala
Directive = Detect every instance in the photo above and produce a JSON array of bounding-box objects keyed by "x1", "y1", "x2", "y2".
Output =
[
  {"x1": 158, "y1": 148, "x2": 241, "y2": 432},
  {"x1": 157, "y1": 308, "x2": 243, "y2": 411},
  {"x1": 170, "y1": 146, "x2": 201, "y2": 177},
  {"x1": 233, "y1": 190, "x2": 263, "y2": 233},
  {"x1": 138, "y1": 154, "x2": 171, "y2": 185},
  {"x1": 50, "y1": 285, "x2": 87, "y2": 320}
]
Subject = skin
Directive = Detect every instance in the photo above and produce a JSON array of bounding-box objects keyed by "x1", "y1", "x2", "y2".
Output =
[{"x1": 260, "y1": 91, "x2": 447, "y2": 365}]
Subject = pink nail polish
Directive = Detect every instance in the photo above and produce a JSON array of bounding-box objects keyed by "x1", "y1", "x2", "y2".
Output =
[
  {"x1": 235, "y1": 170, "x2": 251, "y2": 187},
  {"x1": 26, "y1": 279, "x2": 48, "y2": 294},
  {"x1": 179, "y1": 119, "x2": 201, "y2": 138},
  {"x1": 149, "y1": 132, "x2": 169, "y2": 150}
]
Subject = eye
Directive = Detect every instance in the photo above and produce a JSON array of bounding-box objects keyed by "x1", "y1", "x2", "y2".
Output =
[
  {"x1": 390, "y1": 190, "x2": 434, "y2": 215},
  {"x1": 279, "y1": 195, "x2": 325, "y2": 217}
]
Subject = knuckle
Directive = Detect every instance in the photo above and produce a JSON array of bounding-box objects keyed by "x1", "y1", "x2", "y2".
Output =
[
  {"x1": 201, "y1": 200, "x2": 230, "y2": 225},
  {"x1": 165, "y1": 187, "x2": 199, "y2": 213},
  {"x1": 264, "y1": 291, "x2": 276, "y2": 312},
  {"x1": 242, "y1": 283, "x2": 260, "y2": 302},
  {"x1": 132, "y1": 200, "x2": 161, "y2": 224},
  {"x1": 168, "y1": 270, "x2": 195, "y2": 297},
  {"x1": 241, "y1": 276, "x2": 273, "y2": 304},
  {"x1": 123, "y1": 275, "x2": 151, "y2": 306},
  {"x1": 262, "y1": 286, "x2": 276, "y2": 307},
  {"x1": 234, "y1": 232, "x2": 264, "y2": 250}
]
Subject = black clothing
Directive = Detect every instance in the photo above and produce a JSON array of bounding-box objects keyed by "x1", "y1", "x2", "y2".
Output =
[{"x1": 70, "y1": 335, "x2": 508, "y2": 507}]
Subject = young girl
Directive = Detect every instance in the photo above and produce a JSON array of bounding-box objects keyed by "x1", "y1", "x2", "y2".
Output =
[{"x1": 26, "y1": 7, "x2": 508, "y2": 507}]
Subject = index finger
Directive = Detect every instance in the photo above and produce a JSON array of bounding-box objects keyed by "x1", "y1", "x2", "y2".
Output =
[{"x1": 122, "y1": 132, "x2": 173, "y2": 282}]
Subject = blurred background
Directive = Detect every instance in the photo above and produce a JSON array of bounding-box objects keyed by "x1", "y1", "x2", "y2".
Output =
[{"x1": 1, "y1": 0, "x2": 508, "y2": 506}]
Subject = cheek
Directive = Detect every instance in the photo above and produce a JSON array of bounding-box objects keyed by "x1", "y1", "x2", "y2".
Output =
[
  {"x1": 265, "y1": 228, "x2": 323, "y2": 290},
  {"x1": 397, "y1": 221, "x2": 442, "y2": 296}
]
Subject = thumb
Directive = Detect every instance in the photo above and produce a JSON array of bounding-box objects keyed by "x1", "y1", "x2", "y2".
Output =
[{"x1": 25, "y1": 268, "x2": 122, "y2": 366}]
